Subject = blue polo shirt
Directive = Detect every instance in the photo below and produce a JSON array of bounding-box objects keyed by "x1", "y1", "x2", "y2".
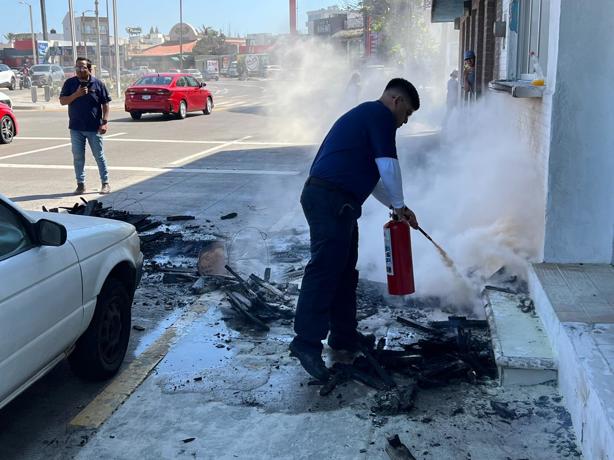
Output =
[
  {"x1": 60, "y1": 76, "x2": 111, "y2": 132},
  {"x1": 309, "y1": 101, "x2": 397, "y2": 204}
]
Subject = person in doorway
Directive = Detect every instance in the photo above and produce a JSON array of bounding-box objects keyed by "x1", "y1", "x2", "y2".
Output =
[
  {"x1": 289, "y1": 78, "x2": 420, "y2": 381},
  {"x1": 447, "y1": 69, "x2": 459, "y2": 111},
  {"x1": 463, "y1": 50, "x2": 476, "y2": 98},
  {"x1": 59, "y1": 57, "x2": 111, "y2": 195},
  {"x1": 345, "y1": 72, "x2": 362, "y2": 105}
]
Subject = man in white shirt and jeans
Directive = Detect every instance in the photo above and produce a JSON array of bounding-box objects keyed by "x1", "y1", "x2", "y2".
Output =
[{"x1": 290, "y1": 78, "x2": 420, "y2": 381}]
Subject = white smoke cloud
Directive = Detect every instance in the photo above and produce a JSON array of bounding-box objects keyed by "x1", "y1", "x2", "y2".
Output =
[{"x1": 358, "y1": 95, "x2": 546, "y2": 313}]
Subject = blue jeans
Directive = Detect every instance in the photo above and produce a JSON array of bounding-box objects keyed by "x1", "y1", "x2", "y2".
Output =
[
  {"x1": 70, "y1": 129, "x2": 109, "y2": 184},
  {"x1": 293, "y1": 181, "x2": 362, "y2": 346}
]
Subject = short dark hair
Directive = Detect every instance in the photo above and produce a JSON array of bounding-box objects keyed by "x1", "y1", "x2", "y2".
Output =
[
  {"x1": 385, "y1": 78, "x2": 420, "y2": 111},
  {"x1": 75, "y1": 57, "x2": 92, "y2": 69}
]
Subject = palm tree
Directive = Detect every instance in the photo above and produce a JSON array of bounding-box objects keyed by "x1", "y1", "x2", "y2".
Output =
[{"x1": 3, "y1": 33, "x2": 16, "y2": 45}]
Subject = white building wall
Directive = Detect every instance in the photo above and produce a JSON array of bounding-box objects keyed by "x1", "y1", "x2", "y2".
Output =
[
  {"x1": 490, "y1": 0, "x2": 564, "y2": 260},
  {"x1": 543, "y1": 0, "x2": 614, "y2": 263}
]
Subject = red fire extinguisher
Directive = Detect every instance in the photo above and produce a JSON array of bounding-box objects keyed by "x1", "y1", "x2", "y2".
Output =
[{"x1": 384, "y1": 216, "x2": 415, "y2": 295}]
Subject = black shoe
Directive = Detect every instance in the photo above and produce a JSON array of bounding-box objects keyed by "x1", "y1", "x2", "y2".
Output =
[
  {"x1": 289, "y1": 339, "x2": 329, "y2": 381},
  {"x1": 327, "y1": 331, "x2": 376, "y2": 352},
  {"x1": 74, "y1": 183, "x2": 86, "y2": 195}
]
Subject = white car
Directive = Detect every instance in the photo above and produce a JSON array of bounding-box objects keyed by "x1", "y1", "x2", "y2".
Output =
[
  {"x1": 0, "y1": 193, "x2": 143, "y2": 410},
  {"x1": 0, "y1": 64, "x2": 17, "y2": 91},
  {"x1": 0, "y1": 91, "x2": 12, "y2": 109}
]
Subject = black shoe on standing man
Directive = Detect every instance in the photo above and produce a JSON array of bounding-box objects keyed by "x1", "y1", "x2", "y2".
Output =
[{"x1": 290, "y1": 78, "x2": 421, "y2": 381}]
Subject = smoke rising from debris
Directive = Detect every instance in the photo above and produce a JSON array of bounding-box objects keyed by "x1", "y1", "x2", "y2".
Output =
[
  {"x1": 258, "y1": 7, "x2": 544, "y2": 314},
  {"x1": 359, "y1": 96, "x2": 546, "y2": 312}
]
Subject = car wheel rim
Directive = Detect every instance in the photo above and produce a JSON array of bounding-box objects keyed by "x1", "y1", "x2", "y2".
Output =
[
  {"x1": 180, "y1": 102, "x2": 186, "y2": 117},
  {"x1": 1, "y1": 117, "x2": 13, "y2": 142},
  {"x1": 99, "y1": 296, "x2": 123, "y2": 365},
  {"x1": 207, "y1": 99, "x2": 212, "y2": 112}
]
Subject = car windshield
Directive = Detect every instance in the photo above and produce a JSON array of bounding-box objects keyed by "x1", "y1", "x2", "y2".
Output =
[
  {"x1": 31, "y1": 65, "x2": 50, "y2": 72},
  {"x1": 134, "y1": 76, "x2": 173, "y2": 86}
]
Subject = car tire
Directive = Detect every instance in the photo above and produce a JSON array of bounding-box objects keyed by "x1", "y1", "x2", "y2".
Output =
[
  {"x1": 176, "y1": 100, "x2": 187, "y2": 119},
  {"x1": 0, "y1": 115, "x2": 15, "y2": 144},
  {"x1": 69, "y1": 278, "x2": 132, "y2": 381},
  {"x1": 203, "y1": 97, "x2": 213, "y2": 115},
  {"x1": 9, "y1": 78, "x2": 16, "y2": 91},
  {"x1": 130, "y1": 111, "x2": 142, "y2": 120}
]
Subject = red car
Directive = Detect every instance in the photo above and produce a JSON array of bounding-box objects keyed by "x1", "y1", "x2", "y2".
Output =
[
  {"x1": 0, "y1": 102, "x2": 18, "y2": 144},
  {"x1": 124, "y1": 73, "x2": 213, "y2": 121}
]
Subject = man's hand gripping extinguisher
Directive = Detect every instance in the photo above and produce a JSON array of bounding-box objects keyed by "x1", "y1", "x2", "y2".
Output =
[{"x1": 384, "y1": 214, "x2": 415, "y2": 296}]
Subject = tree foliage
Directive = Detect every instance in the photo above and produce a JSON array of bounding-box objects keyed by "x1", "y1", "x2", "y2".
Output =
[{"x1": 193, "y1": 26, "x2": 234, "y2": 56}]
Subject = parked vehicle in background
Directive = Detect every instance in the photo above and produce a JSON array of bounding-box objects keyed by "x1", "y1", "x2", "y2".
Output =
[
  {"x1": 135, "y1": 66, "x2": 155, "y2": 77},
  {"x1": 98, "y1": 68, "x2": 110, "y2": 79},
  {"x1": 184, "y1": 68, "x2": 203, "y2": 81},
  {"x1": 264, "y1": 65, "x2": 282, "y2": 80},
  {"x1": 204, "y1": 60, "x2": 220, "y2": 81},
  {"x1": 0, "y1": 102, "x2": 18, "y2": 144},
  {"x1": 62, "y1": 66, "x2": 75, "y2": 79},
  {"x1": 228, "y1": 61, "x2": 239, "y2": 78},
  {"x1": 30, "y1": 64, "x2": 64, "y2": 87},
  {"x1": 167, "y1": 68, "x2": 181, "y2": 73},
  {"x1": 0, "y1": 193, "x2": 143, "y2": 411},
  {"x1": 124, "y1": 73, "x2": 214, "y2": 121},
  {"x1": 0, "y1": 64, "x2": 17, "y2": 91},
  {"x1": 0, "y1": 91, "x2": 13, "y2": 109}
]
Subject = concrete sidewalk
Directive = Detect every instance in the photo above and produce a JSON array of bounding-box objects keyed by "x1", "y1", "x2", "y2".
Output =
[{"x1": 9, "y1": 87, "x2": 124, "y2": 111}]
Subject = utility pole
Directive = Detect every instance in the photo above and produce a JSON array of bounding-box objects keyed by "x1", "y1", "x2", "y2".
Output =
[
  {"x1": 68, "y1": 0, "x2": 77, "y2": 63},
  {"x1": 179, "y1": 0, "x2": 183, "y2": 71},
  {"x1": 19, "y1": 1, "x2": 37, "y2": 65},
  {"x1": 106, "y1": 0, "x2": 111, "y2": 76},
  {"x1": 40, "y1": 0, "x2": 48, "y2": 40},
  {"x1": 95, "y1": 0, "x2": 102, "y2": 74},
  {"x1": 81, "y1": 13, "x2": 87, "y2": 59},
  {"x1": 112, "y1": 0, "x2": 121, "y2": 98}
]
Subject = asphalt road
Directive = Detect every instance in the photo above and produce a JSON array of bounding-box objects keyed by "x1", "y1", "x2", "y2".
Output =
[{"x1": 0, "y1": 78, "x2": 316, "y2": 460}]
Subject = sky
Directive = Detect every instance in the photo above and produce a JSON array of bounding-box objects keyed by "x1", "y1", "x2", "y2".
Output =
[{"x1": 0, "y1": 0, "x2": 344, "y2": 41}]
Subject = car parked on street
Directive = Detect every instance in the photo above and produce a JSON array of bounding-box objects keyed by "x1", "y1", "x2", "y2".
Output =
[
  {"x1": 0, "y1": 193, "x2": 143, "y2": 411},
  {"x1": 184, "y1": 68, "x2": 203, "y2": 81},
  {"x1": 124, "y1": 73, "x2": 214, "y2": 120},
  {"x1": 0, "y1": 64, "x2": 17, "y2": 91},
  {"x1": 0, "y1": 91, "x2": 13, "y2": 109},
  {"x1": 29, "y1": 64, "x2": 65, "y2": 87},
  {"x1": 62, "y1": 66, "x2": 75, "y2": 79},
  {"x1": 0, "y1": 102, "x2": 18, "y2": 144}
]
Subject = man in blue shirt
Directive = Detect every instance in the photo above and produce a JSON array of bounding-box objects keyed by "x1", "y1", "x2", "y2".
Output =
[
  {"x1": 60, "y1": 57, "x2": 112, "y2": 195},
  {"x1": 290, "y1": 78, "x2": 421, "y2": 381}
]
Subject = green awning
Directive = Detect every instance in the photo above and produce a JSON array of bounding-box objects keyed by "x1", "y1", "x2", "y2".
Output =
[{"x1": 431, "y1": 0, "x2": 464, "y2": 23}]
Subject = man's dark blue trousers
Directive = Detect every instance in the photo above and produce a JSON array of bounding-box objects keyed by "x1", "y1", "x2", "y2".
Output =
[{"x1": 293, "y1": 178, "x2": 362, "y2": 349}]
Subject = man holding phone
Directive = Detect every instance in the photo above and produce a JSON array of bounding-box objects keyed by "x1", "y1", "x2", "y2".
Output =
[{"x1": 60, "y1": 57, "x2": 112, "y2": 195}]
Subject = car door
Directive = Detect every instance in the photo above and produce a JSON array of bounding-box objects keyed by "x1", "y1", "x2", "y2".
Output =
[
  {"x1": 52, "y1": 66, "x2": 63, "y2": 83},
  {"x1": 186, "y1": 76, "x2": 205, "y2": 109},
  {"x1": 0, "y1": 64, "x2": 10, "y2": 86},
  {"x1": 176, "y1": 76, "x2": 190, "y2": 108},
  {"x1": 0, "y1": 201, "x2": 82, "y2": 406}
]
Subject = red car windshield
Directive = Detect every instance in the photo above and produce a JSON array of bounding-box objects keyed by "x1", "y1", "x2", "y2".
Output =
[{"x1": 134, "y1": 76, "x2": 173, "y2": 86}]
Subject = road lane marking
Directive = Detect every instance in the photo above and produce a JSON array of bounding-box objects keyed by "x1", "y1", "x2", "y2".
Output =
[
  {"x1": 0, "y1": 143, "x2": 73, "y2": 160},
  {"x1": 15, "y1": 136, "x2": 297, "y2": 146},
  {"x1": 169, "y1": 135, "x2": 252, "y2": 166},
  {"x1": 0, "y1": 132, "x2": 127, "y2": 161},
  {"x1": 0, "y1": 163, "x2": 300, "y2": 176},
  {"x1": 70, "y1": 294, "x2": 213, "y2": 429}
]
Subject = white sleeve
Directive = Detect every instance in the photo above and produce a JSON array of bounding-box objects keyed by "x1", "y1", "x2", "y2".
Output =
[
  {"x1": 374, "y1": 157, "x2": 405, "y2": 209},
  {"x1": 371, "y1": 179, "x2": 392, "y2": 207}
]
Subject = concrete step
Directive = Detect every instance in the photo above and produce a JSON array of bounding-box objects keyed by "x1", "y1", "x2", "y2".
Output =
[
  {"x1": 483, "y1": 287, "x2": 557, "y2": 385},
  {"x1": 529, "y1": 263, "x2": 614, "y2": 460}
]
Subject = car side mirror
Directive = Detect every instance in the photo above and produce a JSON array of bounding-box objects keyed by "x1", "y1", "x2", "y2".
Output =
[
  {"x1": 35, "y1": 219, "x2": 67, "y2": 246},
  {"x1": 200, "y1": 82, "x2": 206, "y2": 87}
]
